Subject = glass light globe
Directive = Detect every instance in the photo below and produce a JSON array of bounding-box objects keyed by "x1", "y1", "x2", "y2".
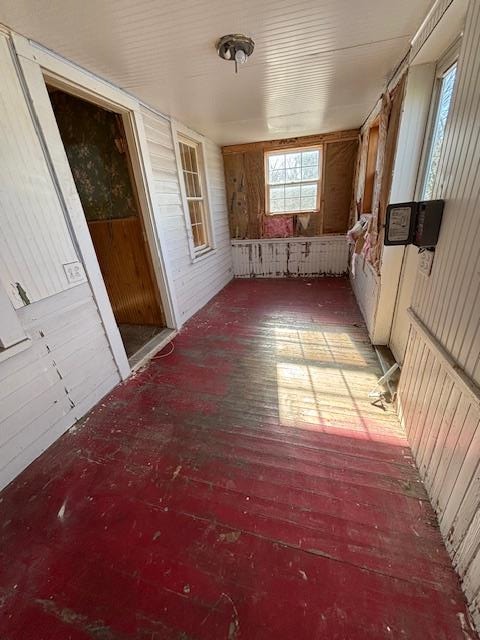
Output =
[{"x1": 235, "y1": 49, "x2": 247, "y2": 65}]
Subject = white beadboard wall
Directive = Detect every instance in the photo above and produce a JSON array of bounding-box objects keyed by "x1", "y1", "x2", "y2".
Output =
[
  {"x1": 349, "y1": 253, "x2": 380, "y2": 339},
  {"x1": 0, "y1": 35, "x2": 120, "y2": 490},
  {"x1": 0, "y1": 34, "x2": 83, "y2": 309},
  {"x1": 0, "y1": 284, "x2": 120, "y2": 490},
  {"x1": 398, "y1": 0, "x2": 480, "y2": 629},
  {"x1": 141, "y1": 108, "x2": 233, "y2": 323},
  {"x1": 232, "y1": 236, "x2": 349, "y2": 278}
]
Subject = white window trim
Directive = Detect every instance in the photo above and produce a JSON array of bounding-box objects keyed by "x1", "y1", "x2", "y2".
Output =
[
  {"x1": 265, "y1": 146, "x2": 323, "y2": 216},
  {"x1": 0, "y1": 284, "x2": 31, "y2": 361},
  {"x1": 171, "y1": 120, "x2": 216, "y2": 262},
  {"x1": 417, "y1": 39, "x2": 460, "y2": 200}
]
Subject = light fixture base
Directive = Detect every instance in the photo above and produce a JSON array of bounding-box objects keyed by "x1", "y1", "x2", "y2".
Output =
[{"x1": 216, "y1": 34, "x2": 255, "y2": 73}]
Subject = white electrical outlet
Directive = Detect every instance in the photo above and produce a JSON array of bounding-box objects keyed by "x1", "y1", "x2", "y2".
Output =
[
  {"x1": 418, "y1": 250, "x2": 434, "y2": 276},
  {"x1": 63, "y1": 261, "x2": 86, "y2": 284}
]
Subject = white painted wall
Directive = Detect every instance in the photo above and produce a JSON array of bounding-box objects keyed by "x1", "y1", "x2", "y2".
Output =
[
  {"x1": 398, "y1": 0, "x2": 480, "y2": 629},
  {"x1": 141, "y1": 107, "x2": 233, "y2": 324},
  {"x1": 232, "y1": 236, "x2": 349, "y2": 278},
  {"x1": 0, "y1": 285, "x2": 120, "y2": 490},
  {"x1": 0, "y1": 35, "x2": 83, "y2": 308},
  {"x1": 0, "y1": 28, "x2": 233, "y2": 490},
  {"x1": 350, "y1": 254, "x2": 380, "y2": 338},
  {"x1": 389, "y1": 63, "x2": 436, "y2": 362},
  {"x1": 0, "y1": 32, "x2": 121, "y2": 490}
]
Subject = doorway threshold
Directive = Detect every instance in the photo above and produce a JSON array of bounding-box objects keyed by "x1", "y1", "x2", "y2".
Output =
[{"x1": 129, "y1": 328, "x2": 176, "y2": 372}]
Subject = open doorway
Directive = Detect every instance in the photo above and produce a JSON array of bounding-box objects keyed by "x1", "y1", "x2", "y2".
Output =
[{"x1": 47, "y1": 87, "x2": 166, "y2": 360}]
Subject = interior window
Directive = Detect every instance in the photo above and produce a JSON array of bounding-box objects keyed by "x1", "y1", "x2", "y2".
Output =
[
  {"x1": 421, "y1": 62, "x2": 457, "y2": 200},
  {"x1": 265, "y1": 147, "x2": 322, "y2": 214},
  {"x1": 178, "y1": 137, "x2": 211, "y2": 254}
]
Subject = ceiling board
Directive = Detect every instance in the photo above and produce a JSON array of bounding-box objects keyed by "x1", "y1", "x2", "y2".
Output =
[{"x1": 0, "y1": 0, "x2": 433, "y2": 144}]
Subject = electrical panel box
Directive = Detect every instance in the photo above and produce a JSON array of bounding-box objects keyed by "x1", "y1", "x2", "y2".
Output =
[
  {"x1": 413, "y1": 200, "x2": 444, "y2": 248},
  {"x1": 384, "y1": 200, "x2": 444, "y2": 247},
  {"x1": 384, "y1": 202, "x2": 416, "y2": 246}
]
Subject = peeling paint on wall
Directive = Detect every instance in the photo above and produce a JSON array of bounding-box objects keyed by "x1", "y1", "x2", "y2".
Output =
[{"x1": 232, "y1": 236, "x2": 349, "y2": 278}]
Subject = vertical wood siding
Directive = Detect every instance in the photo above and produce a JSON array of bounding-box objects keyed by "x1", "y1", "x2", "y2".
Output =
[
  {"x1": 141, "y1": 108, "x2": 233, "y2": 323},
  {"x1": 0, "y1": 284, "x2": 120, "y2": 490},
  {"x1": 232, "y1": 236, "x2": 348, "y2": 278},
  {"x1": 399, "y1": 1, "x2": 480, "y2": 629},
  {"x1": 0, "y1": 35, "x2": 81, "y2": 309}
]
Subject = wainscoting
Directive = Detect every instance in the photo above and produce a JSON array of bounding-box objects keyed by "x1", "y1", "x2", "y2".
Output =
[{"x1": 232, "y1": 236, "x2": 349, "y2": 278}]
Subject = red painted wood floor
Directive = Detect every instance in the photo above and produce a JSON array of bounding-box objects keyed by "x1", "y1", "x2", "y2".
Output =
[{"x1": 0, "y1": 278, "x2": 477, "y2": 640}]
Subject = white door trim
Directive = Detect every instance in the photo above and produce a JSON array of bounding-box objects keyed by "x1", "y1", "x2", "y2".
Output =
[{"x1": 11, "y1": 33, "x2": 181, "y2": 378}]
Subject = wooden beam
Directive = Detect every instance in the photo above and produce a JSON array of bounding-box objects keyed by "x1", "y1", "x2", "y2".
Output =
[{"x1": 222, "y1": 129, "x2": 360, "y2": 155}]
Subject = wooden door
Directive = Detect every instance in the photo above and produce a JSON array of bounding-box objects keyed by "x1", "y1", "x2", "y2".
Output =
[{"x1": 88, "y1": 217, "x2": 164, "y2": 325}]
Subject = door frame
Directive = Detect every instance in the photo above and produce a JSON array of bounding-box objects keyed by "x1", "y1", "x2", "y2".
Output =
[{"x1": 12, "y1": 34, "x2": 181, "y2": 378}]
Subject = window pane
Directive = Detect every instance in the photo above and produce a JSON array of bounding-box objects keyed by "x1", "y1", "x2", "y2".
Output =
[
  {"x1": 302, "y1": 150, "x2": 319, "y2": 167},
  {"x1": 285, "y1": 198, "x2": 301, "y2": 212},
  {"x1": 188, "y1": 201, "x2": 206, "y2": 247},
  {"x1": 270, "y1": 185, "x2": 285, "y2": 200},
  {"x1": 301, "y1": 165, "x2": 319, "y2": 180},
  {"x1": 286, "y1": 167, "x2": 302, "y2": 183},
  {"x1": 301, "y1": 183, "x2": 317, "y2": 198},
  {"x1": 300, "y1": 196, "x2": 316, "y2": 210},
  {"x1": 269, "y1": 154, "x2": 285, "y2": 172},
  {"x1": 270, "y1": 198, "x2": 285, "y2": 213},
  {"x1": 270, "y1": 169, "x2": 285, "y2": 184},
  {"x1": 422, "y1": 63, "x2": 457, "y2": 199},
  {"x1": 189, "y1": 145, "x2": 198, "y2": 173},
  {"x1": 266, "y1": 147, "x2": 321, "y2": 213},
  {"x1": 285, "y1": 152, "x2": 301, "y2": 168},
  {"x1": 285, "y1": 185, "x2": 301, "y2": 199}
]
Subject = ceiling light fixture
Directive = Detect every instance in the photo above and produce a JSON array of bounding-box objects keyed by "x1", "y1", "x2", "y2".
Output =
[{"x1": 216, "y1": 34, "x2": 255, "y2": 74}]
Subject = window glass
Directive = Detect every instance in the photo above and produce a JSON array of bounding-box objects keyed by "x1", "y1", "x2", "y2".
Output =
[
  {"x1": 422, "y1": 63, "x2": 457, "y2": 200},
  {"x1": 179, "y1": 139, "x2": 210, "y2": 253},
  {"x1": 266, "y1": 147, "x2": 321, "y2": 214}
]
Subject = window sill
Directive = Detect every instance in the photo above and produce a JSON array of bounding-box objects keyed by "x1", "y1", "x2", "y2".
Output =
[
  {"x1": 191, "y1": 247, "x2": 217, "y2": 264},
  {"x1": 0, "y1": 338, "x2": 32, "y2": 363},
  {"x1": 265, "y1": 211, "x2": 320, "y2": 217}
]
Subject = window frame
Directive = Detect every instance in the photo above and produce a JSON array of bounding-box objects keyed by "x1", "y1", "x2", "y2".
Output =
[
  {"x1": 418, "y1": 41, "x2": 460, "y2": 200},
  {"x1": 172, "y1": 122, "x2": 215, "y2": 261},
  {"x1": 264, "y1": 145, "x2": 323, "y2": 216}
]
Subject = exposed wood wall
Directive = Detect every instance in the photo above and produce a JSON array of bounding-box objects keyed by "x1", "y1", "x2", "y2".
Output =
[{"x1": 222, "y1": 130, "x2": 358, "y2": 240}]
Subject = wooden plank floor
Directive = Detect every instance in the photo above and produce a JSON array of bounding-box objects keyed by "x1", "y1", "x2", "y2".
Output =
[{"x1": 0, "y1": 278, "x2": 477, "y2": 639}]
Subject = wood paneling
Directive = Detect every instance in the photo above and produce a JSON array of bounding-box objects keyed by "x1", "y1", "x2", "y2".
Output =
[
  {"x1": 224, "y1": 149, "x2": 265, "y2": 240},
  {"x1": 88, "y1": 217, "x2": 164, "y2": 326},
  {"x1": 223, "y1": 131, "x2": 359, "y2": 240},
  {"x1": 361, "y1": 124, "x2": 379, "y2": 214},
  {"x1": 399, "y1": 2, "x2": 480, "y2": 630},
  {"x1": 375, "y1": 74, "x2": 407, "y2": 260},
  {"x1": 141, "y1": 108, "x2": 233, "y2": 324},
  {"x1": 323, "y1": 139, "x2": 358, "y2": 234}
]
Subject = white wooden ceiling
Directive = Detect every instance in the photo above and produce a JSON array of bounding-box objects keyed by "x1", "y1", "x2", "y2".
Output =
[{"x1": 0, "y1": 0, "x2": 433, "y2": 145}]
